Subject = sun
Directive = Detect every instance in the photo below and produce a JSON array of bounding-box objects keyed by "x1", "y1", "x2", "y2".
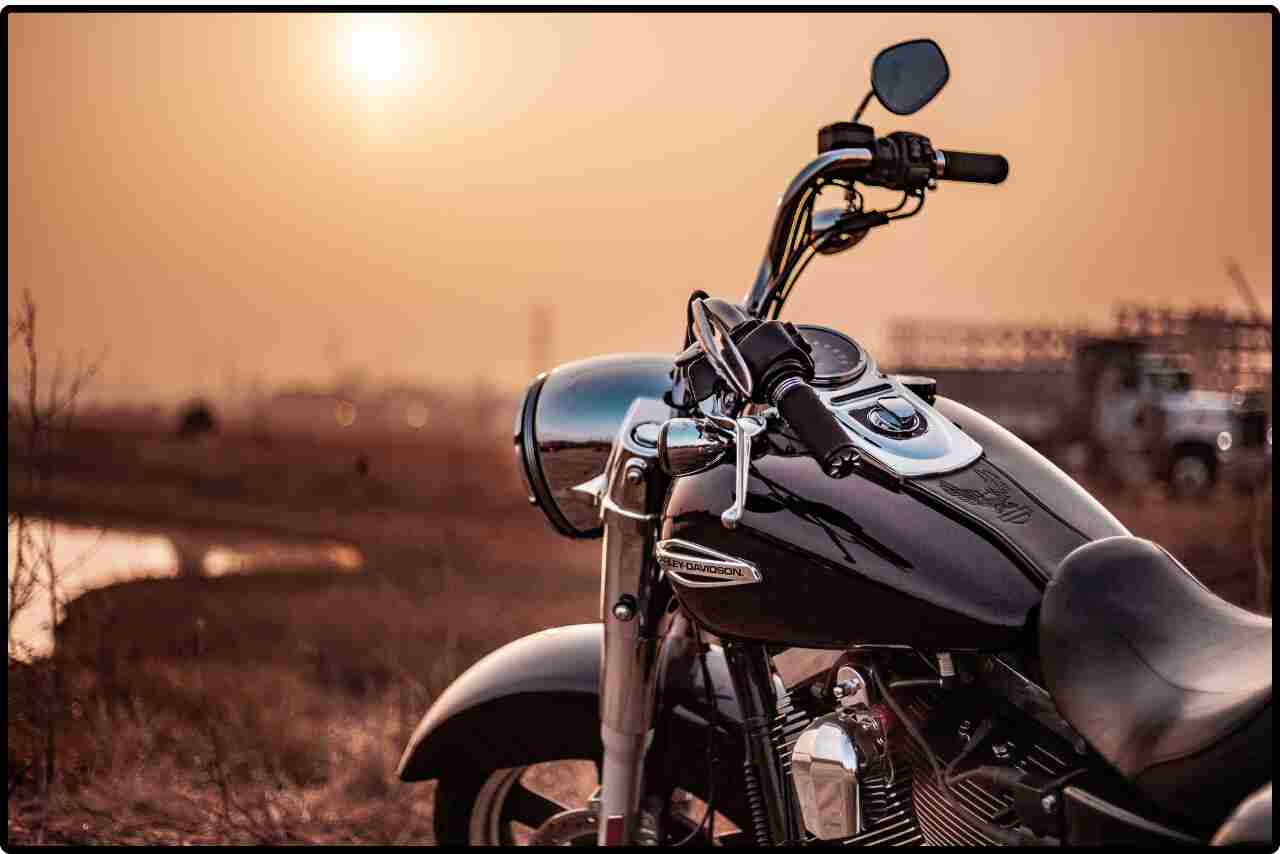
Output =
[{"x1": 347, "y1": 19, "x2": 407, "y2": 85}]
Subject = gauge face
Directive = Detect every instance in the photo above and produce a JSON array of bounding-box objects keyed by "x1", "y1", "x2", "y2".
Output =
[{"x1": 795, "y1": 324, "x2": 865, "y2": 387}]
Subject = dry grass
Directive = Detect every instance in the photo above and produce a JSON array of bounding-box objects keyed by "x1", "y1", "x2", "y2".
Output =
[
  {"x1": 6, "y1": 418, "x2": 1270, "y2": 845},
  {"x1": 8, "y1": 416, "x2": 603, "y2": 845},
  {"x1": 7, "y1": 509, "x2": 601, "y2": 845}
]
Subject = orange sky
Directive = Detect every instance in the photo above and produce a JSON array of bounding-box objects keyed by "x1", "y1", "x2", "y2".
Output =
[{"x1": 7, "y1": 12, "x2": 1272, "y2": 402}]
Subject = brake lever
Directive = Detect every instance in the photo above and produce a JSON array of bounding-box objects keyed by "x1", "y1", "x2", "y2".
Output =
[{"x1": 716, "y1": 414, "x2": 768, "y2": 530}]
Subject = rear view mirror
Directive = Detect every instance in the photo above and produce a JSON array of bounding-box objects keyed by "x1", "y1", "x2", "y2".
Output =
[{"x1": 871, "y1": 39, "x2": 949, "y2": 115}]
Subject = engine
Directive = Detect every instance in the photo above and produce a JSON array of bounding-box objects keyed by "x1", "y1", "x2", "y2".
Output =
[
  {"x1": 777, "y1": 671, "x2": 922, "y2": 845},
  {"x1": 777, "y1": 653, "x2": 1087, "y2": 846}
]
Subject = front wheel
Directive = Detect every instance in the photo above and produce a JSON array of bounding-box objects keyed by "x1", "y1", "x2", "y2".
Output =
[
  {"x1": 434, "y1": 756, "x2": 604, "y2": 845},
  {"x1": 432, "y1": 750, "x2": 739, "y2": 845}
]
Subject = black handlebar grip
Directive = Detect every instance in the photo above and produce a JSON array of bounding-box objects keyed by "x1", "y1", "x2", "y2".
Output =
[
  {"x1": 773, "y1": 378, "x2": 860, "y2": 478},
  {"x1": 939, "y1": 150, "x2": 1009, "y2": 184}
]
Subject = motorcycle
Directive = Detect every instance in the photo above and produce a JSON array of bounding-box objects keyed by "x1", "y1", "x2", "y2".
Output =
[{"x1": 397, "y1": 39, "x2": 1272, "y2": 846}]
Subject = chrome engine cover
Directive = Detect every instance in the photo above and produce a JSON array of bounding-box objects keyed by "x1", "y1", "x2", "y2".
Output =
[{"x1": 791, "y1": 713, "x2": 868, "y2": 839}]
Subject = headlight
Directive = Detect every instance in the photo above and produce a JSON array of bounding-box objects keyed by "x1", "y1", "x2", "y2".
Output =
[
  {"x1": 1217, "y1": 430, "x2": 1233, "y2": 452},
  {"x1": 515, "y1": 354, "x2": 673, "y2": 538}
]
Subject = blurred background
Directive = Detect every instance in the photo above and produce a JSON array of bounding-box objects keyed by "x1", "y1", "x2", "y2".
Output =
[{"x1": 6, "y1": 10, "x2": 1272, "y2": 845}]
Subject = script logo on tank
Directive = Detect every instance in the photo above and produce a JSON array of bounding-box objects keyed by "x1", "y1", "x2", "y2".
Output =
[{"x1": 654, "y1": 539, "x2": 763, "y2": 588}]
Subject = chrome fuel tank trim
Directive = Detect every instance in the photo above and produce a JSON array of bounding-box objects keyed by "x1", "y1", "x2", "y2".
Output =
[
  {"x1": 811, "y1": 349, "x2": 983, "y2": 479},
  {"x1": 655, "y1": 538, "x2": 763, "y2": 588}
]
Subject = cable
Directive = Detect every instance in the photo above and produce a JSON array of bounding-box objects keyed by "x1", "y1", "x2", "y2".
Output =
[
  {"x1": 945, "y1": 718, "x2": 996, "y2": 779},
  {"x1": 770, "y1": 246, "x2": 819, "y2": 320},
  {"x1": 871, "y1": 665, "x2": 1035, "y2": 847},
  {"x1": 762, "y1": 188, "x2": 818, "y2": 319},
  {"x1": 673, "y1": 624, "x2": 718, "y2": 846},
  {"x1": 887, "y1": 189, "x2": 926, "y2": 221},
  {"x1": 781, "y1": 187, "x2": 816, "y2": 267},
  {"x1": 768, "y1": 232, "x2": 828, "y2": 321},
  {"x1": 883, "y1": 191, "x2": 912, "y2": 215},
  {"x1": 1035, "y1": 767, "x2": 1088, "y2": 795}
]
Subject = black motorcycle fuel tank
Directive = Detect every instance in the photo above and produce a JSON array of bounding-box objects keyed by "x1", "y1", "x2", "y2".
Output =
[{"x1": 661, "y1": 395, "x2": 1129, "y2": 650}]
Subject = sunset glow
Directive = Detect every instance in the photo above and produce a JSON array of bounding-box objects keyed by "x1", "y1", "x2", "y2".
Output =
[
  {"x1": 346, "y1": 18, "x2": 408, "y2": 85},
  {"x1": 6, "y1": 13, "x2": 1272, "y2": 399}
]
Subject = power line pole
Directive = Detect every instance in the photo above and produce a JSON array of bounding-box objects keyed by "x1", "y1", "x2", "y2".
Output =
[{"x1": 529, "y1": 302, "x2": 553, "y2": 378}]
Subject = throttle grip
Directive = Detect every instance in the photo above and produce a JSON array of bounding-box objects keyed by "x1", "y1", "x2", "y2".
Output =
[
  {"x1": 772, "y1": 378, "x2": 859, "y2": 478},
  {"x1": 939, "y1": 150, "x2": 1009, "y2": 184}
]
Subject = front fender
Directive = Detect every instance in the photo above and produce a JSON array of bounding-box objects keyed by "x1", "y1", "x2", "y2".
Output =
[
  {"x1": 397, "y1": 622, "x2": 746, "y2": 784},
  {"x1": 397, "y1": 623, "x2": 603, "y2": 782}
]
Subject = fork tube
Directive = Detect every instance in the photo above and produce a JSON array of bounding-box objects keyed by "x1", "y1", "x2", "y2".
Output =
[
  {"x1": 596, "y1": 400, "x2": 671, "y2": 844},
  {"x1": 598, "y1": 512, "x2": 661, "y2": 844}
]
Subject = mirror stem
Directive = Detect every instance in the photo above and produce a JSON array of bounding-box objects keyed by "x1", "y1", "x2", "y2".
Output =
[{"x1": 851, "y1": 90, "x2": 874, "y2": 123}]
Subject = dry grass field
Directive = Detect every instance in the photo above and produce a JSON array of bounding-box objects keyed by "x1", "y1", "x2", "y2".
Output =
[{"x1": 6, "y1": 414, "x2": 1271, "y2": 845}]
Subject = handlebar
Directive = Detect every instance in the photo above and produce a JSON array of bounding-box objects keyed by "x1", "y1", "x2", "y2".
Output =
[
  {"x1": 866, "y1": 132, "x2": 1009, "y2": 191},
  {"x1": 745, "y1": 132, "x2": 1008, "y2": 316},
  {"x1": 772, "y1": 377, "x2": 860, "y2": 478},
  {"x1": 937, "y1": 150, "x2": 1009, "y2": 184}
]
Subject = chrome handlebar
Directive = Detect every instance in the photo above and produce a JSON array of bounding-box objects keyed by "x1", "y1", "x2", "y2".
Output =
[
  {"x1": 742, "y1": 139, "x2": 1000, "y2": 318},
  {"x1": 743, "y1": 147, "x2": 874, "y2": 317}
]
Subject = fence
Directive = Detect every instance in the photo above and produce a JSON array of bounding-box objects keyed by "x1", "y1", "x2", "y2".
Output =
[{"x1": 887, "y1": 303, "x2": 1271, "y2": 394}]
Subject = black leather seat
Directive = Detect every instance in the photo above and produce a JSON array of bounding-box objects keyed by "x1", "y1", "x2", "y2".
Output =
[
  {"x1": 1212, "y1": 783, "x2": 1273, "y2": 846},
  {"x1": 1040, "y1": 536, "x2": 1272, "y2": 827}
]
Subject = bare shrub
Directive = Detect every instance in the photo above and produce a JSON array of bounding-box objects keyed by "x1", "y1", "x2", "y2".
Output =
[{"x1": 8, "y1": 288, "x2": 104, "y2": 797}]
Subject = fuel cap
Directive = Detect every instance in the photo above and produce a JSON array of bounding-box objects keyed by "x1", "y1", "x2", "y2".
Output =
[{"x1": 868, "y1": 396, "x2": 920, "y2": 435}]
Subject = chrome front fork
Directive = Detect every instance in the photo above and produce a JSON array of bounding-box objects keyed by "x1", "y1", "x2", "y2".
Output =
[{"x1": 588, "y1": 397, "x2": 678, "y2": 845}]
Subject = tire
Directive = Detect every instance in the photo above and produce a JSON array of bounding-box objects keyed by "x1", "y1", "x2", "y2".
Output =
[
  {"x1": 1169, "y1": 447, "x2": 1217, "y2": 500},
  {"x1": 432, "y1": 749, "x2": 734, "y2": 845},
  {"x1": 433, "y1": 752, "x2": 603, "y2": 845}
]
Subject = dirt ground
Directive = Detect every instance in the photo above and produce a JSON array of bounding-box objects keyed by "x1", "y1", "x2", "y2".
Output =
[{"x1": 6, "y1": 418, "x2": 1271, "y2": 845}]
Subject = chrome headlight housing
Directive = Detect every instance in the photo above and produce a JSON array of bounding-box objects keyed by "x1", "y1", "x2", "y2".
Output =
[{"x1": 514, "y1": 353, "x2": 673, "y2": 538}]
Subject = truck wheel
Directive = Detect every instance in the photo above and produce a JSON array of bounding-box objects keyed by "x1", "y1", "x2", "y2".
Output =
[{"x1": 1169, "y1": 448, "x2": 1216, "y2": 500}]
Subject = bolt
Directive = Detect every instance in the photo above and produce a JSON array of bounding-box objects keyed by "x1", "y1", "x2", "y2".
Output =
[
  {"x1": 624, "y1": 459, "x2": 647, "y2": 484},
  {"x1": 992, "y1": 741, "x2": 1015, "y2": 762},
  {"x1": 612, "y1": 596, "x2": 637, "y2": 622},
  {"x1": 1041, "y1": 794, "x2": 1058, "y2": 814}
]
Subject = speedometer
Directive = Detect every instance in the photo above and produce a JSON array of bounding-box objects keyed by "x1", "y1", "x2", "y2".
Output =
[{"x1": 795, "y1": 324, "x2": 865, "y2": 387}]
